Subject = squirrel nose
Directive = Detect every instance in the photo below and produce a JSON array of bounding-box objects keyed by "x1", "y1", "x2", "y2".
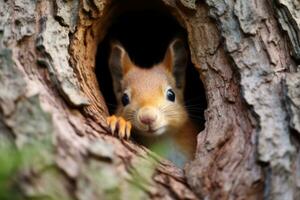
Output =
[
  {"x1": 138, "y1": 107, "x2": 158, "y2": 126},
  {"x1": 139, "y1": 115, "x2": 156, "y2": 125}
]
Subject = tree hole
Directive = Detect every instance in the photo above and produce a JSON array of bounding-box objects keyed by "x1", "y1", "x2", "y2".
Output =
[{"x1": 95, "y1": 0, "x2": 207, "y2": 166}]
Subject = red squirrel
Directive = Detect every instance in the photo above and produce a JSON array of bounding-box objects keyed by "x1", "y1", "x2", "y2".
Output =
[{"x1": 106, "y1": 38, "x2": 199, "y2": 166}]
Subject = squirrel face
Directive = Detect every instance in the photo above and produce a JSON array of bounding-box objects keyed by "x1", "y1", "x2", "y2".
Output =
[{"x1": 109, "y1": 39, "x2": 188, "y2": 136}]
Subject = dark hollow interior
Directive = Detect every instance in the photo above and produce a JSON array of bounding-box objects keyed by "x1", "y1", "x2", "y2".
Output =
[{"x1": 95, "y1": 7, "x2": 207, "y2": 130}]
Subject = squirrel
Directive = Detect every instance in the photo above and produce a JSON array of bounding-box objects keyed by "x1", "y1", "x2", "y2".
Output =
[{"x1": 106, "y1": 38, "x2": 199, "y2": 167}]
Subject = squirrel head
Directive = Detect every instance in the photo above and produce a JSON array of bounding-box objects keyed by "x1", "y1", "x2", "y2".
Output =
[{"x1": 109, "y1": 39, "x2": 188, "y2": 136}]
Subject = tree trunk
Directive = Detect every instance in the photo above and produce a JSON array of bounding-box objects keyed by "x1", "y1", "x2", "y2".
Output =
[{"x1": 0, "y1": 0, "x2": 299, "y2": 200}]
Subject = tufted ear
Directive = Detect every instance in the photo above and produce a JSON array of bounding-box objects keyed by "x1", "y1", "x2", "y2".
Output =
[
  {"x1": 109, "y1": 41, "x2": 134, "y2": 94},
  {"x1": 162, "y1": 38, "x2": 188, "y2": 89}
]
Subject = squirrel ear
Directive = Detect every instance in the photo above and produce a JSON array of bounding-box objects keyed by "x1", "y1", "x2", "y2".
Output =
[
  {"x1": 163, "y1": 38, "x2": 188, "y2": 89},
  {"x1": 109, "y1": 41, "x2": 134, "y2": 93}
]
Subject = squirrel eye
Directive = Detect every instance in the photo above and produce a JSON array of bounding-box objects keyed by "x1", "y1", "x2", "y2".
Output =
[
  {"x1": 121, "y1": 93, "x2": 130, "y2": 106},
  {"x1": 166, "y1": 89, "x2": 175, "y2": 102}
]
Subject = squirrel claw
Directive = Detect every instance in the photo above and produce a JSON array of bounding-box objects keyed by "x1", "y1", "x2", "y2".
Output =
[{"x1": 106, "y1": 115, "x2": 132, "y2": 139}]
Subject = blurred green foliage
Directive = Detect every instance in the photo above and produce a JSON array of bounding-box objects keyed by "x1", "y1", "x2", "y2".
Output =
[
  {"x1": 0, "y1": 143, "x2": 24, "y2": 200},
  {"x1": 0, "y1": 139, "x2": 53, "y2": 200}
]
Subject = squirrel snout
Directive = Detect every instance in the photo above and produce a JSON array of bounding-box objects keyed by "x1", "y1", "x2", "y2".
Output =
[
  {"x1": 139, "y1": 115, "x2": 156, "y2": 125},
  {"x1": 138, "y1": 107, "x2": 158, "y2": 126}
]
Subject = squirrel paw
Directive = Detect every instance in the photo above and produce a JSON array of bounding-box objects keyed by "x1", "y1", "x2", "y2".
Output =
[{"x1": 106, "y1": 115, "x2": 132, "y2": 139}]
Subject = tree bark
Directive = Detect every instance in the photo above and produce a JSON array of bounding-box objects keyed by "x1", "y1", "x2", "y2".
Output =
[{"x1": 0, "y1": 0, "x2": 299, "y2": 200}]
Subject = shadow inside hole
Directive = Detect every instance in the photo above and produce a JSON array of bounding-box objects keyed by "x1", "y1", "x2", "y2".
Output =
[{"x1": 95, "y1": 9, "x2": 207, "y2": 132}]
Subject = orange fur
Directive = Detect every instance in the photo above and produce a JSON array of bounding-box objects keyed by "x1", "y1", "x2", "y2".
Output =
[{"x1": 107, "y1": 39, "x2": 199, "y2": 165}]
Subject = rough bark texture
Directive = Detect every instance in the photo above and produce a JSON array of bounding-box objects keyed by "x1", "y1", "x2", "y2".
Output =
[
  {"x1": 0, "y1": 0, "x2": 300, "y2": 200},
  {"x1": 199, "y1": 1, "x2": 300, "y2": 199}
]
